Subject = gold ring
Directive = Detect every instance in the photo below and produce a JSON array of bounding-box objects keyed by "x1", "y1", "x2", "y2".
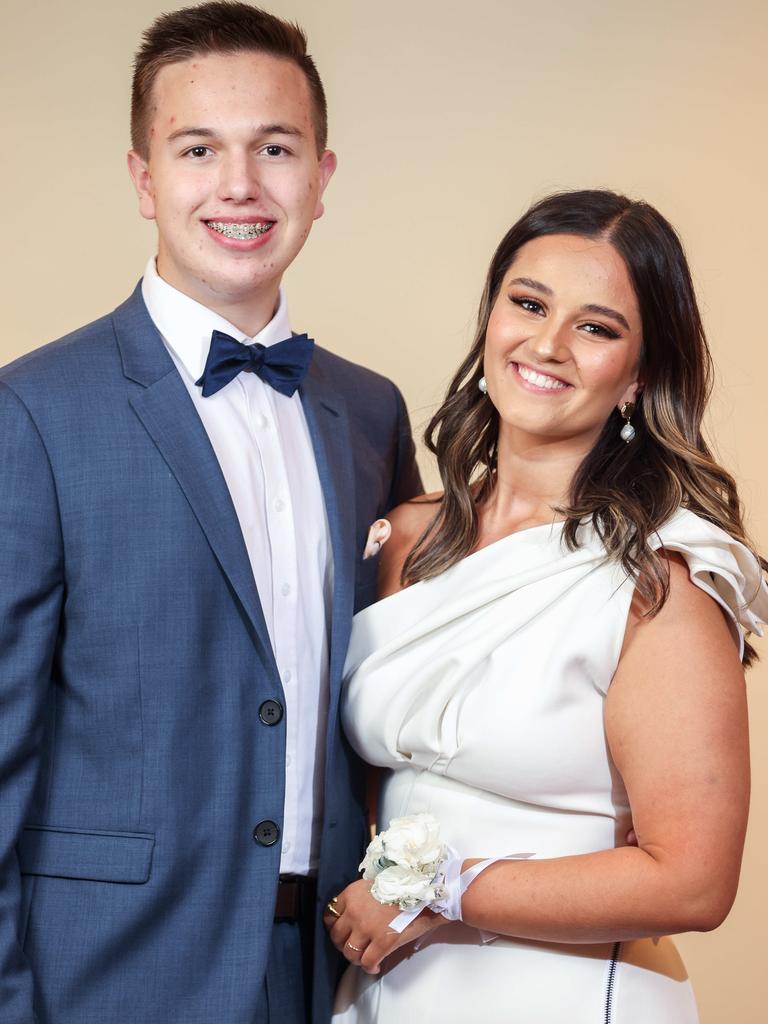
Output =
[
  {"x1": 326, "y1": 899, "x2": 341, "y2": 918},
  {"x1": 346, "y1": 941, "x2": 364, "y2": 952}
]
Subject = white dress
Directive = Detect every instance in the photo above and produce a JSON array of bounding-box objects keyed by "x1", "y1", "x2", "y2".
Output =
[{"x1": 333, "y1": 509, "x2": 768, "y2": 1024}]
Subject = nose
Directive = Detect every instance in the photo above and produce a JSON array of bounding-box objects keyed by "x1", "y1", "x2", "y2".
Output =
[
  {"x1": 217, "y1": 151, "x2": 260, "y2": 203},
  {"x1": 526, "y1": 321, "x2": 570, "y2": 363}
]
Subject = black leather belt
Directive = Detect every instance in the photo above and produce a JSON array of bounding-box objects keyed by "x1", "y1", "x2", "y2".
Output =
[{"x1": 275, "y1": 875, "x2": 316, "y2": 923}]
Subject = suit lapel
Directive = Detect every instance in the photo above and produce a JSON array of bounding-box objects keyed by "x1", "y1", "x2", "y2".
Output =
[
  {"x1": 300, "y1": 358, "x2": 357, "y2": 709},
  {"x1": 113, "y1": 287, "x2": 278, "y2": 674}
]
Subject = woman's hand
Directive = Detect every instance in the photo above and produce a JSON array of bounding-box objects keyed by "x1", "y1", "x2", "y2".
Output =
[{"x1": 323, "y1": 878, "x2": 446, "y2": 974}]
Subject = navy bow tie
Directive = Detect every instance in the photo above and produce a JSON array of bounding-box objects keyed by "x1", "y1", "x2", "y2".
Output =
[{"x1": 196, "y1": 330, "x2": 314, "y2": 398}]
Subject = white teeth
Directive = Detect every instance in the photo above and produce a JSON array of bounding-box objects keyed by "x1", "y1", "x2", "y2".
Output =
[
  {"x1": 207, "y1": 221, "x2": 273, "y2": 239},
  {"x1": 517, "y1": 364, "x2": 568, "y2": 390}
]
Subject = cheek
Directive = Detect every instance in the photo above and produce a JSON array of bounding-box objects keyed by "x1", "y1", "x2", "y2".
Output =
[
  {"x1": 485, "y1": 311, "x2": 524, "y2": 356},
  {"x1": 579, "y1": 347, "x2": 636, "y2": 390},
  {"x1": 292, "y1": 177, "x2": 319, "y2": 214},
  {"x1": 153, "y1": 168, "x2": 212, "y2": 214}
]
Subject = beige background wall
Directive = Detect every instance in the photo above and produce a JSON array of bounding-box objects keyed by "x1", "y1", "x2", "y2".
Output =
[{"x1": 3, "y1": 0, "x2": 767, "y2": 1018}]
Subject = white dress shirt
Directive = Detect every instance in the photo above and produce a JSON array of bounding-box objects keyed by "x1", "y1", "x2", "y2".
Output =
[{"x1": 141, "y1": 257, "x2": 332, "y2": 875}]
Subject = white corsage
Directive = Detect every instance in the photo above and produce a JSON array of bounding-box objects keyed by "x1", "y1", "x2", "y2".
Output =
[
  {"x1": 361, "y1": 813, "x2": 535, "y2": 935},
  {"x1": 360, "y1": 813, "x2": 447, "y2": 910}
]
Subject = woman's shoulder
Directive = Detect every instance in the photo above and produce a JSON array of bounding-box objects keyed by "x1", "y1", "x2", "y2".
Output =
[
  {"x1": 651, "y1": 509, "x2": 765, "y2": 602},
  {"x1": 387, "y1": 491, "x2": 442, "y2": 534},
  {"x1": 638, "y1": 507, "x2": 768, "y2": 659},
  {"x1": 652, "y1": 506, "x2": 750, "y2": 550},
  {"x1": 376, "y1": 493, "x2": 443, "y2": 599}
]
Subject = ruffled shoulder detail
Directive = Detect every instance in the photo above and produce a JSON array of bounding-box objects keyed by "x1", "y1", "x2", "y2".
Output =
[{"x1": 650, "y1": 508, "x2": 768, "y2": 659}]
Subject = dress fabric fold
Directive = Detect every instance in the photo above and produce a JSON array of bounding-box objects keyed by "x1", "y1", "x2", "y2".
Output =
[{"x1": 333, "y1": 509, "x2": 767, "y2": 1024}]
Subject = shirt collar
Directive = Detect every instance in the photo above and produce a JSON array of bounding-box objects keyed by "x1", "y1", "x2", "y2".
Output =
[{"x1": 140, "y1": 256, "x2": 293, "y2": 383}]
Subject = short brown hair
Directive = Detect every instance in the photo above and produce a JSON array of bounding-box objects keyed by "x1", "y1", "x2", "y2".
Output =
[{"x1": 131, "y1": 2, "x2": 328, "y2": 157}]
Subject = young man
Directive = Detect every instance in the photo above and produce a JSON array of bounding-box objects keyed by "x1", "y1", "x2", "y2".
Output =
[{"x1": 0, "y1": 5, "x2": 420, "y2": 1023}]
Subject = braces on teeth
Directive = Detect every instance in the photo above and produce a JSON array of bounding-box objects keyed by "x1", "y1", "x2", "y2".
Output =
[{"x1": 207, "y1": 221, "x2": 273, "y2": 239}]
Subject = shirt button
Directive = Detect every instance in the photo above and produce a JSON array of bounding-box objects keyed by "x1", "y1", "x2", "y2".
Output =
[
  {"x1": 274, "y1": 498, "x2": 285, "y2": 513},
  {"x1": 283, "y1": 840, "x2": 292, "y2": 853},
  {"x1": 258, "y1": 415, "x2": 270, "y2": 429},
  {"x1": 283, "y1": 669, "x2": 292, "y2": 683},
  {"x1": 281, "y1": 583, "x2": 291, "y2": 597},
  {"x1": 285, "y1": 754, "x2": 292, "y2": 767},
  {"x1": 253, "y1": 820, "x2": 280, "y2": 847}
]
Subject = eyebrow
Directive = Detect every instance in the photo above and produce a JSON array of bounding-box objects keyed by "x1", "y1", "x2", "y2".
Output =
[
  {"x1": 166, "y1": 123, "x2": 305, "y2": 143},
  {"x1": 508, "y1": 276, "x2": 553, "y2": 295},
  {"x1": 508, "y1": 277, "x2": 631, "y2": 332},
  {"x1": 580, "y1": 303, "x2": 630, "y2": 332}
]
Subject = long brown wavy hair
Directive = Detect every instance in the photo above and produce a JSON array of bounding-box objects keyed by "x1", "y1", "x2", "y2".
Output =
[{"x1": 403, "y1": 190, "x2": 765, "y2": 665}]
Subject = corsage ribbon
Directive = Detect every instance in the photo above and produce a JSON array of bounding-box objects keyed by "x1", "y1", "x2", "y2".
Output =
[
  {"x1": 389, "y1": 851, "x2": 534, "y2": 934},
  {"x1": 359, "y1": 812, "x2": 534, "y2": 940}
]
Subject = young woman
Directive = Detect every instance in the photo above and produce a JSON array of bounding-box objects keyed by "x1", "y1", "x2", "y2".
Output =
[{"x1": 326, "y1": 191, "x2": 768, "y2": 1023}]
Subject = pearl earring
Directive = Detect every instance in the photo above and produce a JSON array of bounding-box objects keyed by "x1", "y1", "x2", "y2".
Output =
[
  {"x1": 478, "y1": 376, "x2": 488, "y2": 394},
  {"x1": 619, "y1": 402, "x2": 636, "y2": 443}
]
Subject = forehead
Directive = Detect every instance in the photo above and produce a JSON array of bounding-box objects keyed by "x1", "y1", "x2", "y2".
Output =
[
  {"x1": 150, "y1": 51, "x2": 314, "y2": 129},
  {"x1": 505, "y1": 234, "x2": 637, "y2": 307}
]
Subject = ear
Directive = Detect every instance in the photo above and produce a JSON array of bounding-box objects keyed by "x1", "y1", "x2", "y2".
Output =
[
  {"x1": 127, "y1": 150, "x2": 157, "y2": 222},
  {"x1": 617, "y1": 378, "x2": 642, "y2": 413},
  {"x1": 313, "y1": 149, "x2": 338, "y2": 220}
]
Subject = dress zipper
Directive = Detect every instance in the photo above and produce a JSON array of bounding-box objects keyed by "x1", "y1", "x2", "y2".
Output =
[{"x1": 604, "y1": 941, "x2": 622, "y2": 1023}]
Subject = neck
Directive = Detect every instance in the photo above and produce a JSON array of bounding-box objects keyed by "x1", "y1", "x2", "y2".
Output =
[
  {"x1": 485, "y1": 427, "x2": 595, "y2": 529},
  {"x1": 154, "y1": 257, "x2": 280, "y2": 337},
  {"x1": 202, "y1": 292, "x2": 279, "y2": 337}
]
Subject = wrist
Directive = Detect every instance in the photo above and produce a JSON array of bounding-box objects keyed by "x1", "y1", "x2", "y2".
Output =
[
  {"x1": 359, "y1": 813, "x2": 534, "y2": 935},
  {"x1": 358, "y1": 815, "x2": 484, "y2": 930},
  {"x1": 421, "y1": 905, "x2": 449, "y2": 927}
]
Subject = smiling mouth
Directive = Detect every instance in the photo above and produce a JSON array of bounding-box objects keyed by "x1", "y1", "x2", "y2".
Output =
[
  {"x1": 205, "y1": 220, "x2": 275, "y2": 240},
  {"x1": 514, "y1": 362, "x2": 571, "y2": 391}
]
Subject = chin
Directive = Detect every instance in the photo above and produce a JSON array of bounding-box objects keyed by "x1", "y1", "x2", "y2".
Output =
[
  {"x1": 206, "y1": 266, "x2": 278, "y2": 298},
  {"x1": 499, "y1": 413, "x2": 576, "y2": 442}
]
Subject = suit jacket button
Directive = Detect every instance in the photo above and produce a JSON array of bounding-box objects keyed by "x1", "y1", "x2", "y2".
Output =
[
  {"x1": 253, "y1": 820, "x2": 280, "y2": 846},
  {"x1": 259, "y1": 699, "x2": 284, "y2": 726}
]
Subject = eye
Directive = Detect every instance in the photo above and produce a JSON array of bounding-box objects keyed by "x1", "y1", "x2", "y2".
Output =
[
  {"x1": 184, "y1": 145, "x2": 212, "y2": 159},
  {"x1": 261, "y1": 144, "x2": 289, "y2": 157},
  {"x1": 512, "y1": 297, "x2": 546, "y2": 315},
  {"x1": 580, "y1": 322, "x2": 620, "y2": 340}
]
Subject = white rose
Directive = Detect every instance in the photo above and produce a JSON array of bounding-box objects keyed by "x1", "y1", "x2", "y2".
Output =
[
  {"x1": 359, "y1": 831, "x2": 391, "y2": 880},
  {"x1": 380, "y1": 814, "x2": 444, "y2": 871},
  {"x1": 371, "y1": 864, "x2": 439, "y2": 909}
]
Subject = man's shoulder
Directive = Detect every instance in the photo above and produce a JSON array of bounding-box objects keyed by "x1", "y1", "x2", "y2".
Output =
[
  {"x1": 312, "y1": 345, "x2": 402, "y2": 414},
  {"x1": 1, "y1": 313, "x2": 114, "y2": 384},
  {"x1": 0, "y1": 287, "x2": 143, "y2": 395},
  {"x1": 311, "y1": 346, "x2": 407, "y2": 438}
]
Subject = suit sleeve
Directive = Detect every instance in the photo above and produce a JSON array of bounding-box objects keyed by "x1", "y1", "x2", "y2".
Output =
[
  {"x1": 0, "y1": 382, "x2": 64, "y2": 1022},
  {"x1": 385, "y1": 383, "x2": 423, "y2": 510}
]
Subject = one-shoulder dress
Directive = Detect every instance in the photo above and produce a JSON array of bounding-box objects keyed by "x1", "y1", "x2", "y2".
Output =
[{"x1": 332, "y1": 509, "x2": 768, "y2": 1024}]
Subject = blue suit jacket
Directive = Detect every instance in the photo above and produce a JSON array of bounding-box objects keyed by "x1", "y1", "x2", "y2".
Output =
[{"x1": 0, "y1": 285, "x2": 421, "y2": 1023}]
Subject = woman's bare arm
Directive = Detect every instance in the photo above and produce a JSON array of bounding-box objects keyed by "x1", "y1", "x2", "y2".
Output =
[
  {"x1": 456, "y1": 554, "x2": 749, "y2": 940},
  {"x1": 376, "y1": 495, "x2": 441, "y2": 598}
]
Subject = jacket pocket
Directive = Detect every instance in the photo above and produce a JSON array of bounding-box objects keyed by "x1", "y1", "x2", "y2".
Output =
[{"x1": 17, "y1": 825, "x2": 155, "y2": 884}]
